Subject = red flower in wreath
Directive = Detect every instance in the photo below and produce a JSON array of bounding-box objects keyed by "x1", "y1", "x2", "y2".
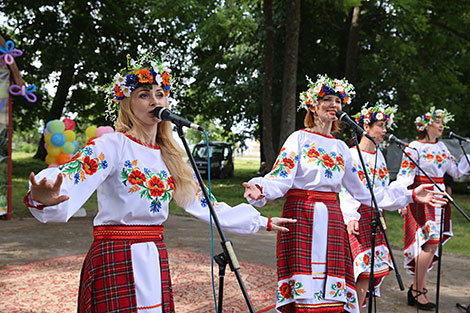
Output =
[
  {"x1": 113, "y1": 84, "x2": 124, "y2": 98},
  {"x1": 147, "y1": 176, "x2": 165, "y2": 197},
  {"x1": 307, "y1": 148, "x2": 320, "y2": 158},
  {"x1": 283, "y1": 158, "x2": 295, "y2": 169},
  {"x1": 321, "y1": 154, "x2": 335, "y2": 168},
  {"x1": 136, "y1": 69, "x2": 154, "y2": 84},
  {"x1": 279, "y1": 282, "x2": 292, "y2": 299},
  {"x1": 82, "y1": 156, "x2": 98, "y2": 175},
  {"x1": 128, "y1": 169, "x2": 147, "y2": 185},
  {"x1": 161, "y1": 71, "x2": 170, "y2": 86}
]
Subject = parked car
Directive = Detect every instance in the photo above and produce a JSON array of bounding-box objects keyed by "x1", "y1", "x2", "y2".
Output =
[
  {"x1": 192, "y1": 142, "x2": 234, "y2": 179},
  {"x1": 384, "y1": 139, "x2": 470, "y2": 186}
]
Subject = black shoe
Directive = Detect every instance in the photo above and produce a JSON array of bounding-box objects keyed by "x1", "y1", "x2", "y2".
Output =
[{"x1": 407, "y1": 285, "x2": 436, "y2": 311}]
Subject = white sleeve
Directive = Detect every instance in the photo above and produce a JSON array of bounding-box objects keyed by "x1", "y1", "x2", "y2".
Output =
[
  {"x1": 245, "y1": 132, "x2": 301, "y2": 207},
  {"x1": 26, "y1": 136, "x2": 117, "y2": 223},
  {"x1": 392, "y1": 146, "x2": 418, "y2": 188},
  {"x1": 443, "y1": 144, "x2": 470, "y2": 178},
  {"x1": 342, "y1": 149, "x2": 413, "y2": 211},
  {"x1": 339, "y1": 186, "x2": 361, "y2": 225},
  {"x1": 183, "y1": 184, "x2": 268, "y2": 235}
]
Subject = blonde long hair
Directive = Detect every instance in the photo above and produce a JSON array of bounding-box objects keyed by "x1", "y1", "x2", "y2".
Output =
[{"x1": 115, "y1": 97, "x2": 197, "y2": 207}]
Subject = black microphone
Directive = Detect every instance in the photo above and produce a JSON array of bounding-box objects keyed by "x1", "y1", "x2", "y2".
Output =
[
  {"x1": 386, "y1": 134, "x2": 416, "y2": 150},
  {"x1": 449, "y1": 131, "x2": 470, "y2": 143},
  {"x1": 153, "y1": 107, "x2": 203, "y2": 131},
  {"x1": 335, "y1": 110, "x2": 376, "y2": 145}
]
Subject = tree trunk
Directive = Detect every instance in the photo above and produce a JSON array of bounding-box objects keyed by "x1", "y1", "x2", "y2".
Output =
[
  {"x1": 261, "y1": 0, "x2": 276, "y2": 169},
  {"x1": 33, "y1": 62, "x2": 75, "y2": 160},
  {"x1": 279, "y1": 0, "x2": 301, "y2": 147},
  {"x1": 344, "y1": 6, "x2": 361, "y2": 81}
]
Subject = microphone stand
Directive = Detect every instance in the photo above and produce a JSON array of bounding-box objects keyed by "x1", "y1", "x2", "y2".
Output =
[
  {"x1": 454, "y1": 140, "x2": 470, "y2": 313},
  {"x1": 175, "y1": 123, "x2": 255, "y2": 313},
  {"x1": 350, "y1": 130, "x2": 404, "y2": 313},
  {"x1": 394, "y1": 142, "x2": 470, "y2": 313}
]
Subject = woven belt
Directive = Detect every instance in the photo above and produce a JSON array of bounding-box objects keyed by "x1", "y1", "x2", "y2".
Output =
[
  {"x1": 93, "y1": 225, "x2": 164, "y2": 241},
  {"x1": 415, "y1": 175, "x2": 444, "y2": 185},
  {"x1": 286, "y1": 189, "x2": 337, "y2": 201}
]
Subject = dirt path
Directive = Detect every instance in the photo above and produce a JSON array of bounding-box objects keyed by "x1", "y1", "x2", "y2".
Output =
[{"x1": 1, "y1": 215, "x2": 470, "y2": 312}]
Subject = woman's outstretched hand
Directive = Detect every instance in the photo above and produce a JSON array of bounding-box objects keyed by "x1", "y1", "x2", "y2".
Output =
[
  {"x1": 29, "y1": 172, "x2": 69, "y2": 206},
  {"x1": 270, "y1": 217, "x2": 297, "y2": 232},
  {"x1": 413, "y1": 183, "x2": 448, "y2": 207},
  {"x1": 242, "y1": 182, "x2": 265, "y2": 200}
]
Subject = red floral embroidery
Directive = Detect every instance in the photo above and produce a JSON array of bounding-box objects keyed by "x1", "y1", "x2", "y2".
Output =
[
  {"x1": 279, "y1": 282, "x2": 292, "y2": 299},
  {"x1": 426, "y1": 153, "x2": 434, "y2": 161},
  {"x1": 307, "y1": 148, "x2": 320, "y2": 158},
  {"x1": 358, "y1": 170, "x2": 365, "y2": 182},
  {"x1": 336, "y1": 282, "x2": 342, "y2": 288},
  {"x1": 147, "y1": 176, "x2": 165, "y2": 197},
  {"x1": 167, "y1": 176, "x2": 175, "y2": 190},
  {"x1": 82, "y1": 156, "x2": 98, "y2": 175},
  {"x1": 336, "y1": 156, "x2": 344, "y2": 168},
  {"x1": 435, "y1": 155, "x2": 443, "y2": 163},
  {"x1": 128, "y1": 169, "x2": 147, "y2": 185},
  {"x1": 363, "y1": 254, "x2": 370, "y2": 266},
  {"x1": 283, "y1": 158, "x2": 295, "y2": 169},
  {"x1": 379, "y1": 168, "x2": 385, "y2": 180},
  {"x1": 321, "y1": 154, "x2": 335, "y2": 168},
  {"x1": 401, "y1": 160, "x2": 410, "y2": 168}
]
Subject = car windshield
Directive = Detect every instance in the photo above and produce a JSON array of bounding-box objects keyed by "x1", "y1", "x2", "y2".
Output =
[{"x1": 193, "y1": 145, "x2": 226, "y2": 160}]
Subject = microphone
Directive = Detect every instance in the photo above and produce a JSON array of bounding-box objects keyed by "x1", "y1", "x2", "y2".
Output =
[
  {"x1": 153, "y1": 107, "x2": 203, "y2": 131},
  {"x1": 386, "y1": 134, "x2": 416, "y2": 150},
  {"x1": 335, "y1": 110, "x2": 376, "y2": 145},
  {"x1": 449, "y1": 131, "x2": 470, "y2": 143}
]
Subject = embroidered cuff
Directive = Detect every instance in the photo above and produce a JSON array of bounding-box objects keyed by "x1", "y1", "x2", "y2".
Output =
[
  {"x1": 266, "y1": 217, "x2": 272, "y2": 231},
  {"x1": 23, "y1": 191, "x2": 46, "y2": 210}
]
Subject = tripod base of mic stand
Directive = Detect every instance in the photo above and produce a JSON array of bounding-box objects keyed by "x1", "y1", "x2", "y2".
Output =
[{"x1": 457, "y1": 303, "x2": 470, "y2": 313}]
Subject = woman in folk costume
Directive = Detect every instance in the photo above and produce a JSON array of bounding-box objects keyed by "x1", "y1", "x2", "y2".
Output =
[
  {"x1": 393, "y1": 107, "x2": 470, "y2": 310},
  {"x1": 24, "y1": 53, "x2": 295, "y2": 313},
  {"x1": 242, "y1": 74, "x2": 446, "y2": 313},
  {"x1": 339, "y1": 104, "x2": 398, "y2": 308}
]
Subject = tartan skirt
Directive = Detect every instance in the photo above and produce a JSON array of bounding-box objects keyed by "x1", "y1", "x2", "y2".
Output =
[
  {"x1": 276, "y1": 189, "x2": 357, "y2": 313},
  {"x1": 78, "y1": 225, "x2": 174, "y2": 313},
  {"x1": 403, "y1": 176, "x2": 452, "y2": 275},
  {"x1": 349, "y1": 204, "x2": 391, "y2": 297}
]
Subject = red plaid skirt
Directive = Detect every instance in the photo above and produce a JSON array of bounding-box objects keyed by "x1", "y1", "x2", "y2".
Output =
[
  {"x1": 277, "y1": 189, "x2": 355, "y2": 312},
  {"x1": 78, "y1": 225, "x2": 174, "y2": 313},
  {"x1": 404, "y1": 176, "x2": 452, "y2": 274}
]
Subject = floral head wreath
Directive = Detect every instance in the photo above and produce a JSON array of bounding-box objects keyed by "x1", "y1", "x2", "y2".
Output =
[
  {"x1": 298, "y1": 74, "x2": 356, "y2": 111},
  {"x1": 104, "y1": 53, "x2": 173, "y2": 120},
  {"x1": 414, "y1": 106, "x2": 454, "y2": 132},
  {"x1": 352, "y1": 104, "x2": 398, "y2": 129}
]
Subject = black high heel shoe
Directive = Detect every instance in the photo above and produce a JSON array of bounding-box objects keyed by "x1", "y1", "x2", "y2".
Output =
[{"x1": 407, "y1": 285, "x2": 436, "y2": 311}]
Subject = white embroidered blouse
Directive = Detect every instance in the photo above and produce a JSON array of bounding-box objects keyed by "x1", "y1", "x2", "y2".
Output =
[
  {"x1": 247, "y1": 130, "x2": 412, "y2": 223},
  {"x1": 393, "y1": 140, "x2": 470, "y2": 191},
  {"x1": 339, "y1": 147, "x2": 395, "y2": 223},
  {"x1": 27, "y1": 132, "x2": 267, "y2": 234}
]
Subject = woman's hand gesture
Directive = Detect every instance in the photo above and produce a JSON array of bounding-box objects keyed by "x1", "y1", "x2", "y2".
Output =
[
  {"x1": 242, "y1": 182, "x2": 265, "y2": 200},
  {"x1": 269, "y1": 217, "x2": 297, "y2": 232},
  {"x1": 413, "y1": 183, "x2": 448, "y2": 207},
  {"x1": 29, "y1": 172, "x2": 69, "y2": 206}
]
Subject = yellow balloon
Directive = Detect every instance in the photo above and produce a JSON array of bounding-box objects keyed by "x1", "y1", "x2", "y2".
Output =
[
  {"x1": 47, "y1": 145, "x2": 62, "y2": 157},
  {"x1": 45, "y1": 133, "x2": 53, "y2": 145},
  {"x1": 63, "y1": 130, "x2": 76, "y2": 142},
  {"x1": 45, "y1": 154, "x2": 57, "y2": 165},
  {"x1": 86, "y1": 126, "x2": 97, "y2": 138}
]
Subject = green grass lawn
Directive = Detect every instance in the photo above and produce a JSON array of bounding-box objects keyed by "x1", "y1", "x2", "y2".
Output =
[{"x1": 9, "y1": 152, "x2": 470, "y2": 255}]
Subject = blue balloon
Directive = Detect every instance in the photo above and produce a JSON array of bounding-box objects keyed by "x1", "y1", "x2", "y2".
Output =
[
  {"x1": 46, "y1": 120, "x2": 53, "y2": 133},
  {"x1": 72, "y1": 140, "x2": 79, "y2": 151},
  {"x1": 50, "y1": 133, "x2": 66, "y2": 147}
]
